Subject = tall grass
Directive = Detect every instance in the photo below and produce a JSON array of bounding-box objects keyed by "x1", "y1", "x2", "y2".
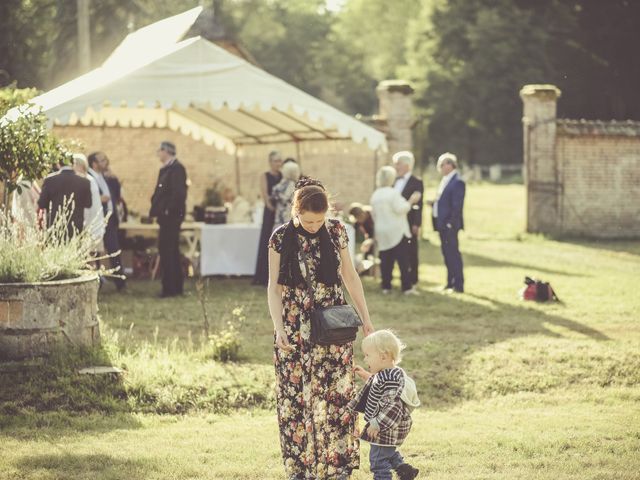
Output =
[{"x1": 0, "y1": 198, "x2": 98, "y2": 283}]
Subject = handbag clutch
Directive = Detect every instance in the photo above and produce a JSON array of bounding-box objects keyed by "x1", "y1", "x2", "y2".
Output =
[{"x1": 298, "y1": 235, "x2": 362, "y2": 346}]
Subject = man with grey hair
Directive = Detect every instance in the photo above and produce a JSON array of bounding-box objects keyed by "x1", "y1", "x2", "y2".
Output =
[
  {"x1": 428, "y1": 152, "x2": 465, "y2": 292},
  {"x1": 73, "y1": 153, "x2": 105, "y2": 251},
  {"x1": 392, "y1": 151, "x2": 424, "y2": 286}
]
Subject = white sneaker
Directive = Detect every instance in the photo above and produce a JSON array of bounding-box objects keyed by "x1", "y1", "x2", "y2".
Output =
[
  {"x1": 382, "y1": 289, "x2": 391, "y2": 295},
  {"x1": 403, "y1": 288, "x2": 420, "y2": 296}
]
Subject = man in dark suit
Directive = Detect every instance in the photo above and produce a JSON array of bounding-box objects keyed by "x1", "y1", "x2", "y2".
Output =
[
  {"x1": 393, "y1": 151, "x2": 424, "y2": 286},
  {"x1": 37, "y1": 159, "x2": 92, "y2": 238},
  {"x1": 428, "y1": 152, "x2": 466, "y2": 293},
  {"x1": 150, "y1": 141, "x2": 188, "y2": 298}
]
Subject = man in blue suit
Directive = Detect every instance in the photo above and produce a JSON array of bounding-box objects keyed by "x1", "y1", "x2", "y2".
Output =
[{"x1": 428, "y1": 153, "x2": 465, "y2": 292}]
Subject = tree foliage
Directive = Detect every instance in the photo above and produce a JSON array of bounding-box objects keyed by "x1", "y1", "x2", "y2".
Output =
[
  {"x1": 403, "y1": 0, "x2": 640, "y2": 165},
  {"x1": 1, "y1": 0, "x2": 638, "y2": 166},
  {"x1": 0, "y1": 87, "x2": 73, "y2": 198}
]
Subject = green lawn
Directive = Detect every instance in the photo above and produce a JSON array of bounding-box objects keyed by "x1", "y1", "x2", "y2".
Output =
[{"x1": 2, "y1": 182, "x2": 640, "y2": 479}]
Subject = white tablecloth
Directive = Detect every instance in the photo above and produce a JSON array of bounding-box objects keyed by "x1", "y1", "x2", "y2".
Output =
[
  {"x1": 199, "y1": 222, "x2": 356, "y2": 276},
  {"x1": 200, "y1": 224, "x2": 262, "y2": 276}
]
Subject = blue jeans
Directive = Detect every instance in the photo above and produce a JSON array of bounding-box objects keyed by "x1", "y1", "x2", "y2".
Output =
[{"x1": 370, "y1": 444, "x2": 404, "y2": 480}]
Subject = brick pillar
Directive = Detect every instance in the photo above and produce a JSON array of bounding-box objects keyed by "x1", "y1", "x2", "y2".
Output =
[
  {"x1": 376, "y1": 80, "x2": 414, "y2": 157},
  {"x1": 520, "y1": 84, "x2": 562, "y2": 234}
]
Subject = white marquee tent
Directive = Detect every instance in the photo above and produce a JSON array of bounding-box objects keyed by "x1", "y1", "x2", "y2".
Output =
[{"x1": 6, "y1": 7, "x2": 386, "y2": 156}]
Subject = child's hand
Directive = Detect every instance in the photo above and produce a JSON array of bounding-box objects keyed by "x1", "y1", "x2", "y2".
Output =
[
  {"x1": 366, "y1": 424, "x2": 380, "y2": 439},
  {"x1": 353, "y1": 365, "x2": 372, "y2": 381}
]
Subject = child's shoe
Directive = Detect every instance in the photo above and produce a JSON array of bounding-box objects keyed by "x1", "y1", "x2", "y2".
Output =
[{"x1": 396, "y1": 463, "x2": 419, "y2": 480}]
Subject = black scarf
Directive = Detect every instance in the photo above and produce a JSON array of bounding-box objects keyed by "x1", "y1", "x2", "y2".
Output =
[{"x1": 277, "y1": 220, "x2": 340, "y2": 288}]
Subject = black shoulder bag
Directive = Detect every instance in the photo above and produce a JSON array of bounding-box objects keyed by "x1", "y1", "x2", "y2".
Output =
[{"x1": 297, "y1": 235, "x2": 362, "y2": 346}]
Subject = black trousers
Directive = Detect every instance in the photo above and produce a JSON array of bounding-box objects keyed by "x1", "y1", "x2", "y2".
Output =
[
  {"x1": 379, "y1": 237, "x2": 412, "y2": 292},
  {"x1": 104, "y1": 219, "x2": 125, "y2": 289},
  {"x1": 158, "y1": 216, "x2": 183, "y2": 296},
  {"x1": 407, "y1": 232, "x2": 419, "y2": 285},
  {"x1": 439, "y1": 228, "x2": 464, "y2": 292}
]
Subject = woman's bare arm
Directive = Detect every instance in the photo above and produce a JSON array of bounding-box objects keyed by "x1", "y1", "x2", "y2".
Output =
[
  {"x1": 268, "y1": 248, "x2": 293, "y2": 351},
  {"x1": 261, "y1": 173, "x2": 273, "y2": 211},
  {"x1": 339, "y1": 246, "x2": 374, "y2": 337}
]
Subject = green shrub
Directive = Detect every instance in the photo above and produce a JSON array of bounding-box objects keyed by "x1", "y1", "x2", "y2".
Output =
[
  {"x1": 208, "y1": 323, "x2": 241, "y2": 362},
  {"x1": 0, "y1": 201, "x2": 100, "y2": 283}
]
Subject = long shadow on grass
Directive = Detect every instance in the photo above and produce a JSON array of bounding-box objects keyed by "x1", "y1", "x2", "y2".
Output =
[
  {"x1": 0, "y1": 344, "x2": 142, "y2": 437},
  {"x1": 14, "y1": 454, "x2": 160, "y2": 480},
  {"x1": 460, "y1": 251, "x2": 590, "y2": 277},
  {"x1": 561, "y1": 238, "x2": 640, "y2": 258},
  {"x1": 374, "y1": 288, "x2": 610, "y2": 411}
]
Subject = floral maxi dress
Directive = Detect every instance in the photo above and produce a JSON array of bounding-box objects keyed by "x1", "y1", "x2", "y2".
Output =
[{"x1": 269, "y1": 219, "x2": 360, "y2": 480}]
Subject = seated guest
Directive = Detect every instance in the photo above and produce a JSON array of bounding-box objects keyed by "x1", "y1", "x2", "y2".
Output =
[
  {"x1": 38, "y1": 158, "x2": 92, "y2": 238},
  {"x1": 349, "y1": 202, "x2": 376, "y2": 274},
  {"x1": 73, "y1": 154, "x2": 105, "y2": 252},
  {"x1": 370, "y1": 166, "x2": 422, "y2": 295},
  {"x1": 349, "y1": 203, "x2": 374, "y2": 236},
  {"x1": 271, "y1": 159, "x2": 301, "y2": 229},
  {"x1": 223, "y1": 187, "x2": 252, "y2": 224}
]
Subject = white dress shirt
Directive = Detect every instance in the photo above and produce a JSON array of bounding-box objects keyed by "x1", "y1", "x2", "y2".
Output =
[
  {"x1": 84, "y1": 175, "x2": 105, "y2": 249},
  {"x1": 88, "y1": 168, "x2": 113, "y2": 214},
  {"x1": 370, "y1": 186, "x2": 412, "y2": 251},
  {"x1": 394, "y1": 171, "x2": 411, "y2": 194},
  {"x1": 433, "y1": 170, "x2": 457, "y2": 218}
]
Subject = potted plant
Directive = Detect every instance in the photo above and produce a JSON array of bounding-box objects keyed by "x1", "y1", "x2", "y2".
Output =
[{"x1": 0, "y1": 86, "x2": 101, "y2": 360}]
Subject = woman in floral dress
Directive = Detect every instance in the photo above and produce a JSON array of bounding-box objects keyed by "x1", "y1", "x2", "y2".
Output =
[{"x1": 268, "y1": 177, "x2": 375, "y2": 479}]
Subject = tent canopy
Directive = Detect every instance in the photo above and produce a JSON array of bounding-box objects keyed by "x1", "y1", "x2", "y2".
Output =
[{"x1": 7, "y1": 7, "x2": 386, "y2": 154}]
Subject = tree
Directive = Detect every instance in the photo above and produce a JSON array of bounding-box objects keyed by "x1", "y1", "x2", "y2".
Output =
[
  {"x1": 0, "y1": 86, "x2": 73, "y2": 210},
  {"x1": 403, "y1": 0, "x2": 640, "y2": 166}
]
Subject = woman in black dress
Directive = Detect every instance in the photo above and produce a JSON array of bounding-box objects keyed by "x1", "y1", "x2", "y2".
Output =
[{"x1": 252, "y1": 151, "x2": 283, "y2": 285}]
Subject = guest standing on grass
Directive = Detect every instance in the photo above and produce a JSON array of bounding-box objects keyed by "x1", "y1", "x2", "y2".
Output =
[
  {"x1": 271, "y1": 159, "x2": 301, "y2": 229},
  {"x1": 371, "y1": 166, "x2": 422, "y2": 295},
  {"x1": 252, "y1": 150, "x2": 283, "y2": 285},
  {"x1": 268, "y1": 177, "x2": 375, "y2": 480},
  {"x1": 89, "y1": 151, "x2": 126, "y2": 291},
  {"x1": 72, "y1": 154, "x2": 105, "y2": 252},
  {"x1": 428, "y1": 152, "x2": 466, "y2": 293},
  {"x1": 392, "y1": 151, "x2": 424, "y2": 286},
  {"x1": 149, "y1": 141, "x2": 188, "y2": 298},
  {"x1": 38, "y1": 160, "x2": 92, "y2": 238}
]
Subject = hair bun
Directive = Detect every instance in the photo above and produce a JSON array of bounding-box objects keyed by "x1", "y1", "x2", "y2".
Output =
[{"x1": 295, "y1": 176, "x2": 325, "y2": 191}]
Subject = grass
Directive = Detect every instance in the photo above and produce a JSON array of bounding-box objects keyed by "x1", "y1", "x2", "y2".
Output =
[{"x1": 1, "y1": 182, "x2": 640, "y2": 479}]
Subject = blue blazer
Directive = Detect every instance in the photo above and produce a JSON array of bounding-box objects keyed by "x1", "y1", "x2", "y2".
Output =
[{"x1": 436, "y1": 173, "x2": 465, "y2": 232}]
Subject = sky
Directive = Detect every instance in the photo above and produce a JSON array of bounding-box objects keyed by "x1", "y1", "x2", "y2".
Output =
[{"x1": 324, "y1": 0, "x2": 346, "y2": 12}]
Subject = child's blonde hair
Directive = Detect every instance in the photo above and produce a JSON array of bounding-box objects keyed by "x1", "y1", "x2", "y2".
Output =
[{"x1": 362, "y1": 329, "x2": 406, "y2": 364}]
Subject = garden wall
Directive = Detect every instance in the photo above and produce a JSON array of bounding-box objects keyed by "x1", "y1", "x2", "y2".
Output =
[{"x1": 521, "y1": 85, "x2": 640, "y2": 238}]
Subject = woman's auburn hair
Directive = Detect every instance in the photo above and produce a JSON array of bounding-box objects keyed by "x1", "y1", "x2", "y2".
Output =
[{"x1": 292, "y1": 177, "x2": 329, "y2": 215}]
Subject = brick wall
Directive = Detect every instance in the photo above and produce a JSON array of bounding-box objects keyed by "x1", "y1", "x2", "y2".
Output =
[
  {"x1": 556, "y1": 132, "x2": 640, "y2": 237},
  {"x1": 521, "y1": 84, "x2": 640, "y2": 239},
  {"x1": 52, "y1": 126, "x2": 378, "y2": 217}
]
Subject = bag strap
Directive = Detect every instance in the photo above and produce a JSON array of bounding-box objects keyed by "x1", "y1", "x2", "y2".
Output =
[{"x1": 296, "y1": 234, "x2": 316, "y2": 308}]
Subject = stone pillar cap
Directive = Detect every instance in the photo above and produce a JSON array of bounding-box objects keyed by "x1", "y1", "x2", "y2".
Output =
[
  {"x1": 377, "y1": 80, "x2": 415, "y2": 95},
  {"x1": 520, "y1": 84, "x2": 561, "y2": 99}
]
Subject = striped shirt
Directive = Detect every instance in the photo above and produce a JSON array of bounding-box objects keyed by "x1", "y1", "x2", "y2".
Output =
[{"x1": 364, "y1": 367, "x2": 404, "y2": 422}]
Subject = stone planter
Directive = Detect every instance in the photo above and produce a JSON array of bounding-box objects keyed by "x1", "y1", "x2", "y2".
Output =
[{"x1": 0, "y1": 275, "x2": 100, "y2": 360}]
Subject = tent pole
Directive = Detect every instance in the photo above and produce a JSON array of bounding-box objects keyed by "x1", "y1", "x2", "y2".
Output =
[{"x1": 235, "y1": 146, "x2": 241, "y2": 195}]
